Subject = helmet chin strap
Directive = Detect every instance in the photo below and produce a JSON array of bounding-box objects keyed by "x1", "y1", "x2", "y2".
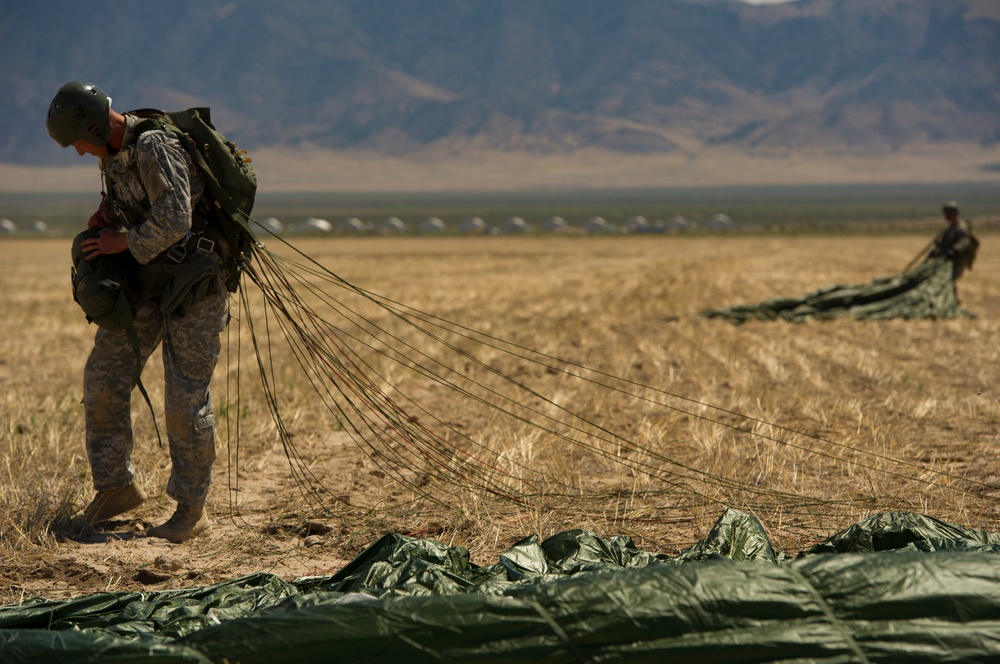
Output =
[{"x1": 105, "y1": 106, "x2": 124, "y2": 156}]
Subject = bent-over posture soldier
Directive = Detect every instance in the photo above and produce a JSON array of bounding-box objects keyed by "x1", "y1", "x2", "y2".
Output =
[
  {"x1": 928, "y1": 201, "x2": 973, "y2": 280},
  {"x1": 927, "y1": 200, "x2": 977, "y2": 302},
  {"x1": 47, "y1": 81, "x2": 230, "y2": 542}
]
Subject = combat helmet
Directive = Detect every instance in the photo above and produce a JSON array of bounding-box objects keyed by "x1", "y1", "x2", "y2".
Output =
[
  {"x1": 46, "y1": 81, "x2": 112, "y2": 148},
  {"x1": 942, "y1": 201, "x2": 960, "y2": 216}
]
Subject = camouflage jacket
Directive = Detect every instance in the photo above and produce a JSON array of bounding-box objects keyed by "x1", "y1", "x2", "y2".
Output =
[
  {"x1": 929, "y1": 219, "x2": 972, "y2": 261},
  {"x1": 100, "y1": 114, "x2": 206, "y2": 265}
]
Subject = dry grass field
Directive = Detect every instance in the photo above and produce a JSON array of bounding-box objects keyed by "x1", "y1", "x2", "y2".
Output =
[{"x1": 1, "y1": 232, "x2": 998, "y2": 606}]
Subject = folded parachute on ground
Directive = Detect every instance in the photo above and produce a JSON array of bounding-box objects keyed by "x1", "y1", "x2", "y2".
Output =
[
  {"x1": 701, "y1": 256, "x2": 974, "y2": 323},
  {"x1": 2, "y1": 510, "x2": 1000, "y2": 663}
]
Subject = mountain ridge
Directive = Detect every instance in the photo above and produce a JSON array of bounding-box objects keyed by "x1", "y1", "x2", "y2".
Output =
[{"x1": 2, "y1": 0, "x2": 998, "y2": 190}]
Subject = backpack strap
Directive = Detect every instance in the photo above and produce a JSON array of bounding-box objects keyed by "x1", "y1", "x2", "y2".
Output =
[
  {"x1": 113, "y1": 291, "x2": 163, "y2": 448},
  {"x1": 111, "y1": 107, "x2": 254, "y2": 292},
  {"x1": 108, "y1": 111, "x2": 217, "y2": 259},
  {"x1": 104, "y1": 111, "x2": 175, "y2": 229}
]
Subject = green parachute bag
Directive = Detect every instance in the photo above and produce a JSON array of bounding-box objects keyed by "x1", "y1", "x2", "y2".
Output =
[
  {"x1": 70, "y1": 228, "x2": 162, "y2": 445},
  {"x1": 70, "y1": 228, "x2": 141, "y2": 332},
  {"x1": 121, "y1": 107, "x2": 258, "y2": 292}
]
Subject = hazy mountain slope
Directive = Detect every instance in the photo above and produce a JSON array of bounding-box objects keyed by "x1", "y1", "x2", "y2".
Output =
[{"x1": 2, "y1": 0, "x2": 998, "y2": 167}]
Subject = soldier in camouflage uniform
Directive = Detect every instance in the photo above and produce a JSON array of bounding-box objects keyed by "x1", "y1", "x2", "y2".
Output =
[
  {"x1": 47, "y1": 81, "x2": 229, "y2": 542},
  {"x1": 928, "y1": 201, "x2": 973, "y2": 280},
  {"x1": 927, "y1": 201, "x2": 977, "y2": 303}
]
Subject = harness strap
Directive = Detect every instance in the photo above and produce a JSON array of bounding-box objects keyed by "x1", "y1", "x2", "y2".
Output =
[
  {"x1": 105, "y1": 115, "x2": 197, "y2": 231},
  {"x1": 160, "y1": 197, "x2": 219, "y2": 264},
  {"x1": 114, "y1": 293, "x2": 163, "y2": 448}
]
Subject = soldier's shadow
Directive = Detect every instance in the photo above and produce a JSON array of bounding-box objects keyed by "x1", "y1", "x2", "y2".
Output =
[{"x1": 56, "y1": 517, "x2": 146, "y2": 543}]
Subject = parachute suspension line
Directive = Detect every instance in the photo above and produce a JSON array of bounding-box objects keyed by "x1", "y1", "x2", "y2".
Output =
[
  {"x1": 235, "y1": 224, "x2": 524, "y2": 515},
  {"x1": 343, "y1": 283, "x2": 816, "y2": 495},
  {"x1": 255, "y1": 251, "x2": 686, "y2": 500},
  {"x1": 231, "y1": 228, "x2": 995, "y2": 520},
  {"x1": 244, "y1": 245, "x2": 679, "y2": 511},
  {"x1": 243, "y1": 249, "x2": 534, "y2": 510},
  {"x1": 339, "y1": 276, "x2": 993, "y2": 494},
  {"x1": 277, "y1": 261, "x2": 809, "y2": 508},
  {"x1": 241, "y1": 257, "x2": 355, "y2": 514},
  {"x1": 246, "y1": 249, "x2": 552, "y2": 508},
  {"x1": 245, "y1": 244, "x2": 849, "y2": 514},
  {"x1": 369, "y1": 302, "x2": 881, "y2": 512},
  {"x1": 250, "y1": 244, "x2": 844, "y2": 512},
  {"x1": 254, "y1": 245, "x2": 931, "y2": 509},
  {"x1": 224, "y1": 286, "x2": 244, "y2": 525},
  {"x1": 373, "y1": 299, "x2": 981, "y2": 495}
]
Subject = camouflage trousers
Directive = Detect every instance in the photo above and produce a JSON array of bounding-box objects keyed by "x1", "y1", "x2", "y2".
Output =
[{"x1": 83, "y1": 272, "x2": 229, "y2": 506}]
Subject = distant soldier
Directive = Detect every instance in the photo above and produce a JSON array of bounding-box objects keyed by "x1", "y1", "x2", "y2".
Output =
[
  {"x1": 46, "y1": 81, "x2": 229, "y2": 542},
  {"x1": 927, "y1": 201, "x2": 978, "y2": 296}
]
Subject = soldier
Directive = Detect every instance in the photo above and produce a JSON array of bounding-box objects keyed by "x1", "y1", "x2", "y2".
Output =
[
  {"x1": 928, "y1": 202, "x2": 973, "y2": 277},
  {"x1": 927, "y1": 201, "x2": 978, "y2": 301},
  {"x1": 46, "y1": 81, "x2": 229, "y2": 542}
]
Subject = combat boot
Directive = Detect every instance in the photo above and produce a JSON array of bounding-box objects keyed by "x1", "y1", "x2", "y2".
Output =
[
  {"x1": 147, "y1": 503, "x2": 211, "y2": 543},
  {"x1": 83, "y1": 483, "x2": 147, "y2": 525}
]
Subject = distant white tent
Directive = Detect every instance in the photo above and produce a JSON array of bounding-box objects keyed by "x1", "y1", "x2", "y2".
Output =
[
  {"x1": 0, "y1": 219, "x2": 15, "y2": 234},
  {"x1": 291, "y1": 218, "x2": 333, "y2": 234},
  {"x1": 585, "y1": 216, "x2": 616, "y2": 235},
  {"x1": 542, "y1": 216, "x2": 569, "y2": 233},
  {"x1": 460, "y1": 217, "x2": 488, "y2": 234},
  {"x1": 26, "y1": 220, "x2": 48, "y2": 234},
  {"x1": 625, "y1": 215, "x2": 649, "y2": 233},
  {"x1": 705, "y1": 214, "x2": 734, "y2": 230},
  {"x1": 258, "y1": 217, "x2": 283, "y2": 234},
  {"x1": 650, "y1": 219, "x2": 668, "y2": 233},
  {"x1": 665, "y1": 215, "x2": 693, "y2": 232},
  {"x1": 337, "y1": 217, "x2": 369, "y2": 234},
  {"x1": 380, "y1": 217, "x2": 408, "y2": 234},
  {"x1": 500, "y1": 217, "x2": 531, "y2": 234},
  {"x1": 419, "y1": 217, "x2": 447, "y2": 234}
]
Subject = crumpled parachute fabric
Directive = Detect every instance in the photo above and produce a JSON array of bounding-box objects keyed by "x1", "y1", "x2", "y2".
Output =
[
  {"x1": 2, "y1": 510, "x2": 1000, "y2": 663},
  {"x1": 701, "y1": 257, "x2": 975, "y2": 323}
]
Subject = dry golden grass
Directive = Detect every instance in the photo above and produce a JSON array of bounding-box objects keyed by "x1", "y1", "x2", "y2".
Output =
[{"x1": 1, "y1": 233, "x2": 998, "y2": 604}]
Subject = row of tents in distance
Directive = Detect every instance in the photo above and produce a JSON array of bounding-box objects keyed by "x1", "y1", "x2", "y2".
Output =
[
  {"x1": 0, "y1": 214, "x2": 739, "y2": 237},
  {"x1": 0, "y1": 218, "x2": 51, "y2": 235},
  {"x1": 253, "y1": 214, "x2": 737, "y2": 236}
]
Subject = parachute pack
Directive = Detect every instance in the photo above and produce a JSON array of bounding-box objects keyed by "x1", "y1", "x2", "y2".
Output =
[
  {"x1": 112, "y1": 106, "x2": 258, "y2": 292},
  {"x1": 964, "y1": 221, "x2": 980, "y2": 271},
  {"x1": 70, "y1": 228, "x2": 141, "y2": 333}
]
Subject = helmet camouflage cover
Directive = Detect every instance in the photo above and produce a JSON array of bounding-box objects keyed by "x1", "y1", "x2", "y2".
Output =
[{"x1": 46, "y1": 81, "x2": 112, "y2": 148}]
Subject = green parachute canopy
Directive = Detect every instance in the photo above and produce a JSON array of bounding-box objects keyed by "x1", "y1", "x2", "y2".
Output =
[
  {"x1": 2, "y1": 510, "x2": 1000, "y2": 663},
  {"x1": 701, "y1": 257, "x2": 974, "y2": 324}
]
